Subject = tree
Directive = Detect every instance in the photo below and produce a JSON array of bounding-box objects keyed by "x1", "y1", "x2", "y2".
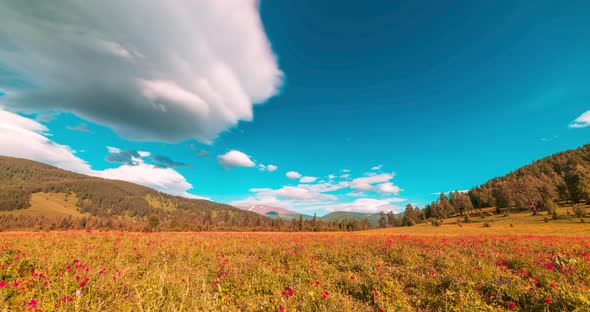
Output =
[
  {"x1": 387, "y1": 211, "x2": 395, "y2": 226},
  {"x1": 402, "y1": 204, "x2": 416, "y2": 226},
  {"x1": 438, "y1": 193, "x2": 455, "y2": 217},
  {"x1": 378, "y1": 212, "x2": 387, "y2": 228},
  {"x1": 456, "y1": 193, "x2": 474, "y2": 216},
  {"x1": 147, "y1": 215, "x2": 160, "y2": 231},
  {"x1": 566, "y1": 165, "x2": 590, "y2": 203}
]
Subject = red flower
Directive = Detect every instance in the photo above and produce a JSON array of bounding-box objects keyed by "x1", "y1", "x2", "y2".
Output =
[
  {"x1": 0, "y1": 281, "x2": 6, "y2": 288},
  {"x1": 28, "y1": 299, "x2": 38, "y2": 308},
  {"x1": 279, "y1": 306, "x2": 285, "y2": 312},
  {"x1": 544, "y1": 298, "x2": 552, "y2": 304},
  {"x1": 80, "y1": 277, "x2": 89, "y2": 288},
  {"x1": 507, "y1": 301, "x2": 516, "y2": 308}
]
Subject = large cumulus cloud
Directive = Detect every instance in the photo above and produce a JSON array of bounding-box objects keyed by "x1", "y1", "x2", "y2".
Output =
[{"x1": 0, "y1": 0, "x2": 283, "y2": 143}]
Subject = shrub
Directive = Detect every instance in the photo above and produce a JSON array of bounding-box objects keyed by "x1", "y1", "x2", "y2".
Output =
[{"x1": 573, "y1": 205, "x2": 587, "y2": 218}]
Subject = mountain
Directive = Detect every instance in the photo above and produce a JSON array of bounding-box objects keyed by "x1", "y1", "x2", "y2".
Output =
[
  {"x1": 0, "y1": 156, "x2": 370, "y2": 231},
  {"x1": 0, "y1": 156, "x2": 278, "y2": 231},
  {"x1": 234, "y1": 204, "x2": 309, "y2": 219},
  {"x1": 423, "y1": 144, "x2": 590, "y2": 219}
]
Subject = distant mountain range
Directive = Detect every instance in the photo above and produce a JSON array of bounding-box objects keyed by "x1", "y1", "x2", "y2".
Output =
[
  {"x1": 234, "y1": 204, "x2": 304, "y2": 219},
  {"x1": 234, "y1": 204, "x2": 387, "y2": 226}
]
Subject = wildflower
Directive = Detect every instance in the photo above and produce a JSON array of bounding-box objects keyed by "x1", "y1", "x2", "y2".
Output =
[
  {"x1": 508, "y1": 302, "x2": 516, "y2": 308},
  {"x1": 350, "y1": 275, "x2": 355, "y2": 280},
  {"x1": 544, "y1": 298, "x2": 552, "y2": 304},
  {"x1": 0, "y1": 281, "x2": 6, "y2": 288},
  {"x1": 279, "y1": 306, "x2": 285, "y2": 312},
  {"x1": 322, "y1": 291, "x2": 329, "y2": 299},
  {"x1": 28, "y1": 299, "x2": 38, "y2": 308},
  {"x1": 80, "y1": 277, "x2": 89, "y2": 288}
]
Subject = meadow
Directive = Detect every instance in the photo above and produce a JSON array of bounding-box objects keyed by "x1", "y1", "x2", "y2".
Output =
[{"x1": 1, "y1": 217, "x2": 590, "y2": 312}]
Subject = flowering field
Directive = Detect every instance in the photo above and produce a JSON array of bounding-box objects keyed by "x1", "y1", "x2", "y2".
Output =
[{"x1": 1, "y1": 231, "x2": 589, "y2": 311}]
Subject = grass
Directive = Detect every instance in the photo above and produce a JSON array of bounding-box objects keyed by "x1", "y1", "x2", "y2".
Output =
[
  {"x1": 0, "y1": 206, "x2": 589, "y2": 311},
  {"x1": 0, "y1": 225, "x2": 589, "y2": 311},
  {"x1": 371, "y1": 208, "x2": 590, "y2": 236},
  {"x1": 0, "y1": 192, "x2": 84, "y2": 218}
]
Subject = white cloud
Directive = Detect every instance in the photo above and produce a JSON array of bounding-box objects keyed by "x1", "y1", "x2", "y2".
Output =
[
  {"x1": 300, "y1": 176, "x2": 317, "y2": 183},
  {"x1": 217, "y1": 150, "x2": 255, "y2": 168},
  {"x1": 258, "y1": 163, "x2": 278, "y2": 172},
  {"x1": 570, "y1": 110, "x2": 590, "y2": 128},
  {"x1": 377, "y1": 182, "x2": 401, "y2": 195},
  {"x1": 251, "y1": 186, "x2": 337, "y2": 203},
  {"x1": 0, "y1": 109, "x2": 207, "y2": 199},
  {"x1": 350, "y1": 173, "x2": 394, "y2": 191},
  {"x1": 106, "y1": 146, "x2": 121, "y2": 154},
  {"x1": 328, "y1": 174, "x2": 336, "y2": 179},
  {"x1": 340, "y1": 174, "x2": 350, "y2": 179},
  {"x1": 286, "y1": 171, "x2": 302, "y2": 179},
  {"x1": 0, "y1": 109, "x2": 92, "y2": 174},
  {"x1": 230, "y1": 195, "x2": 293, "y2": 208},
  {"x1": 324, "y1": 198, "x2": 405, "y2": 213},
  {"x1": 299, "y1": 181, "x2": 349, "y2": 193},
  {"x1": 371, "y1": 165, "x2": 383, "y2": 171},
  {"x1": 0, "y1": 1, "x2": 283, "y2": 143},
  {"x1": 432, "y1": 190, "x2": 469, "y2": 195}
]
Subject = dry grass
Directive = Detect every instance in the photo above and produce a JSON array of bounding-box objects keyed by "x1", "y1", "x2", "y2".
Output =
[{"x1": 0, "y1": 192, "x2": 83, "y2": 218}]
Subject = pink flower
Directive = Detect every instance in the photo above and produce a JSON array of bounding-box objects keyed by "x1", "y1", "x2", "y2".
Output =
[
  {"x1": 279, "y1": 306, "x2": 285, "y2": 312},
  {"x1": 508, "y1": 301, "x2": 516, "y2": 308},
  {"x1": 28, "y1": 299, "x2": 38, "y2": 308},
  {"x1": 0, "y1": 281, "x2": 6, "y2": 288}
]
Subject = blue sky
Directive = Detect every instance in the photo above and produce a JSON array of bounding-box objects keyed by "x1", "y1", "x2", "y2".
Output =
[{"x1": 0, "y1": 1, "x2": 589, "y2": 215}]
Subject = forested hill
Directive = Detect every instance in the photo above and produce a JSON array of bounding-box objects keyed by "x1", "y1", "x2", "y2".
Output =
[
  {"x1": 0, "y1": 156, "x2": 279, "y2": 231},
  {"x1": 423, "y1": 144, "x2": 590, "y2": 219},
  {"x1": 0, "y1": 156, "x2": 371, "y2": 231}
]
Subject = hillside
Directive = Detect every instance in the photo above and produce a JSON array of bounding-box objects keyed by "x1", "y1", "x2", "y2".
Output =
[
  {"x1": 420, "y1": 144, "x2": 590, "y2": 222},
  {"x1": 0, "y1": 156, "x2": 371, "y2": 231},
  {"x1": 0, "y1": 156, "x2": 280, "y2": 231}
]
